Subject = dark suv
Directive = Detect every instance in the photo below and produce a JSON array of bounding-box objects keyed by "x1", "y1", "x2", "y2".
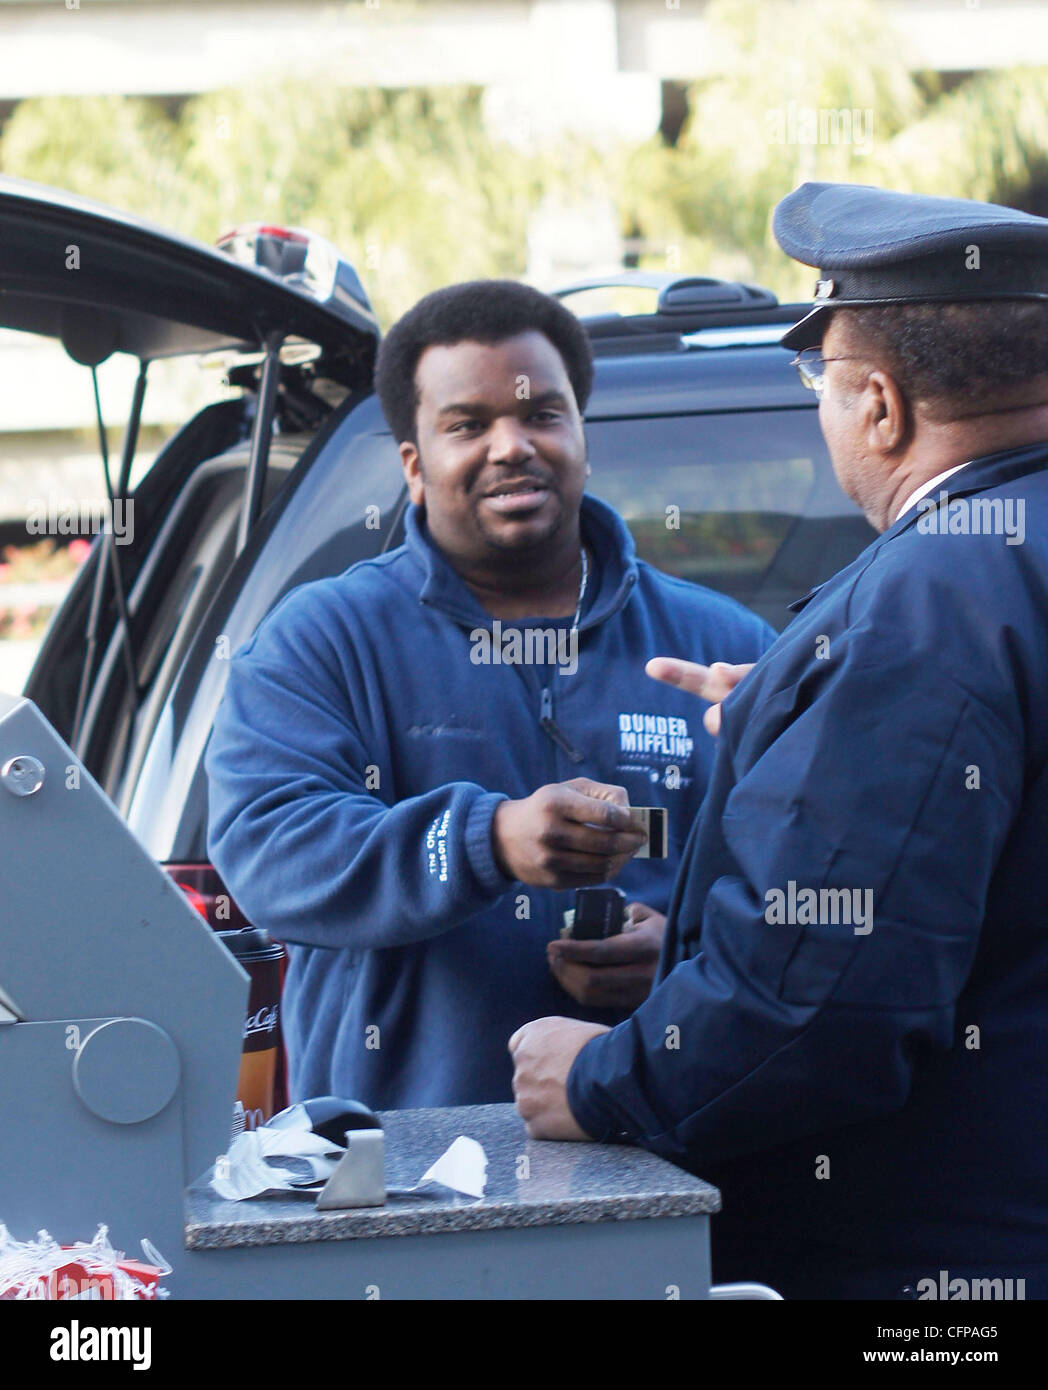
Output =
[{"x1": 4, "y1": 177, "x2": 873, "y2": 896}]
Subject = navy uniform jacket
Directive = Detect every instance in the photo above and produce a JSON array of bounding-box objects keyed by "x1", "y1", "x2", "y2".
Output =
[{"x1": 568, "y1": 443, "x2": 1048, "y2": 1299}]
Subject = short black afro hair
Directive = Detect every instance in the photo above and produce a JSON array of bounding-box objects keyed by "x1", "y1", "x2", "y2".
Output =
[{"x1": 374, "y1": 279, "x2": 594, "y2": 444}]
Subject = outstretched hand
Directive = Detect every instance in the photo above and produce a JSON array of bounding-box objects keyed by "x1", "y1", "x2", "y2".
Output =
[{"x1": 645, "y1": 658, "x2": 753, "y2": 735}]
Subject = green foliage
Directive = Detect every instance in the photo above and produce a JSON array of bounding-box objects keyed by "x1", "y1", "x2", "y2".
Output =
[
  {"x1": 0, "y1": 95, "x2": 185, "y2": 227},
  {"x1": 164, "y1": 81, "x2": 552, "y2": 321},
  {"x1": 703, "y1": 0, "x2": 923, "y2": 133},
  {"x1": 2, "y1": 0, "x2": 1048, "y2": 320},
  {"x1": 622, "y1": 0, "x2": 928, "y2": 297},
  {"x1": 867, "y1": 65, "x2": 1048, "y2": 209}
]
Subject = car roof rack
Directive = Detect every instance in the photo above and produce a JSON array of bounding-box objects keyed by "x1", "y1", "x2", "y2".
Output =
[{"x1": 553, "y1": 271, "x2": 801, "y2": 354}]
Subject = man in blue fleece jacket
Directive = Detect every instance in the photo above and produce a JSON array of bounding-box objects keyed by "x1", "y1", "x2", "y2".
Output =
[{"x1": 205, "y1": 279, "x2": 774, "y2": 1110}]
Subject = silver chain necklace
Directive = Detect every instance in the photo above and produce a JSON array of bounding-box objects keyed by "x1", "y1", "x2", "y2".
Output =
[{"x1": 570, "y1": 547, "x2": 589, "y2": 633}]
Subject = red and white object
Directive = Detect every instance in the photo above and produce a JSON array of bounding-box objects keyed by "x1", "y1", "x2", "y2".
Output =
[{"x1": 0, "y1": 1224, "x2": 169, "y2": 1300}]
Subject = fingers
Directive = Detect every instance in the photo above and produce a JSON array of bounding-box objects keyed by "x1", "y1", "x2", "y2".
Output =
[
  {"x1": 508, "y1": 1017, "x2": 566, "y2": 1053},
  {"x1": 645, "y1": 656, "x2": 709, "y2": 696},
  {"x1": 566, "y1": 777, "x2": 630, "y2": 806},
  {"x1": 646, "y1": 658, "x2": 753, "y2": 704},
  {"x1": 547, "y1": 906, "x2": 665, "y2": 1008},
  {"x1": 548, "y1": 932, "x2": 660, "y2": 966},
  {"x1": 530, "y1": 852, "x2": 621, "y2": 883},
  {"x1": 544, "y1": 836, "x2": 645, "y2": 877},
  {"x1": 545, "y1": 820, "x2": 641, "y2": 857},
  {"x1": 555, "y1": 786, "x2": 645, "y2": 846},
  {"x1": 498, "y1": 781, "x2": 648, "y2": 889},
  {"x1": 647, "y1": 658, "x2": 752, "y2": 738},
  {"x1": 548, "y1": 957, "x2": 657, "y2": 1010},
  {"x1": 562, "y1": 778, "x2": 632, "y2": 823}
]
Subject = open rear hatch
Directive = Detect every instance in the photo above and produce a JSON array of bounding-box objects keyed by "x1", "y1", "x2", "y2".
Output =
[
  {"x1": 0, "y1": 176, "x2": 379, "y2": 763},
  {"x1": 0, "y1": 175, "x2": 378, "y2": 378}
]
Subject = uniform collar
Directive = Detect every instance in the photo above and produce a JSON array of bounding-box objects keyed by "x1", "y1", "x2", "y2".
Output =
[
  {"x1": 404, "y1": 493, "x2": 639, "y2": 630},
  {"x1": 880, "y1": 439, "x2": 1048, "y2": 543},
  {"x1": 787, "y1": 439, "x2": 1048, "y2": 614},
  {"x1": 894, "y1": 462, "x2": 970, "y2": 522}
]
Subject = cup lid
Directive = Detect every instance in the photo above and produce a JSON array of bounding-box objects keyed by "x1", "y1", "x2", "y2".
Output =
[{"x1": 216, "y1": 926, "x2": 282, "y2": 958}]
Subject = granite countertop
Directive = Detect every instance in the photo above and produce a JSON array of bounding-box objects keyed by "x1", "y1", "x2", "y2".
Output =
[{"x1": 185, "y1": 1102, "x2": 720, "y2": 1250}]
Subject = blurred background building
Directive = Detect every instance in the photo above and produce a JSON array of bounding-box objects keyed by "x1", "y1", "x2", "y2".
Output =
[{"x1": 3, "y1": 1, "x2": 1047, "y2": 132}]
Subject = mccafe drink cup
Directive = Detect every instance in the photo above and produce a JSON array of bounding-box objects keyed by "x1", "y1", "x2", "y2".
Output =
[
  {"x1": 217, "y1": 927, "x2": 285, "y2": 1128},
  {"x1": 163, "y1": 864, "x2": 287, "y2": 1126}
]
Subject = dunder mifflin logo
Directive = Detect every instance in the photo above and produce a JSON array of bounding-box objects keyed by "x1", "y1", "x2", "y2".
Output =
[{"x1": 618, "y1": 713, "x2": 694, "y2": 759}]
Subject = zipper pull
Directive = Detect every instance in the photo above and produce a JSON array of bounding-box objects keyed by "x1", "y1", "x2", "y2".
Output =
[{"x1": 540, "y1": 686, "x2": 584, "y2": 763}]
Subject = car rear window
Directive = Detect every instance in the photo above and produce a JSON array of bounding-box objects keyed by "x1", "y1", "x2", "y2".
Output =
[{"x1": 585, "y1": 409, "x2": 874, "y2": 629}]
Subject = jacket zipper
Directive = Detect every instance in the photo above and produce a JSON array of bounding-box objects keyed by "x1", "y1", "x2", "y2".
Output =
[{"x1": 540, "y1": 686, "x2": 584, "y2": 764}]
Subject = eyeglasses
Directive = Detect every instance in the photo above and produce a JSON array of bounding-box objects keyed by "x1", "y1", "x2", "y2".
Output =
[{"x1": 790, "y1": 350, "x2": 865, "y2": 398}]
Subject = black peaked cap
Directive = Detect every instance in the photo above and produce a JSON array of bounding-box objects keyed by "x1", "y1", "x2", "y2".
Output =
[{"x1": 773, "y1": 182, "x2": 1048, "y2": 349}]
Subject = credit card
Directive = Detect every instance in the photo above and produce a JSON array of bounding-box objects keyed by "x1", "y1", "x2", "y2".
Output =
[{"x1": 629, "y1": 806, "x2": 668, "y2": 859}]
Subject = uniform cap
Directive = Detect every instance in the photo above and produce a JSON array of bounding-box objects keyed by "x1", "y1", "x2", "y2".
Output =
[{"x1": 774, "y1": 182, "x2": 1048, "y2": 349}]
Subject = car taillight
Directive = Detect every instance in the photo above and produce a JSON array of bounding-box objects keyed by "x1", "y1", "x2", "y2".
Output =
[
  {"x1": 161, "y1": 862, "x2": 251, "y2": 931},
  {"x1": 216, "y1": 222, "x2": 340, "y2": 302},
  {"x1": 218, "y1": 223, "x2": 308, "y2": 248},
  {"x1": 175, "y1": 882, "x2": 210, "y2": 921}
]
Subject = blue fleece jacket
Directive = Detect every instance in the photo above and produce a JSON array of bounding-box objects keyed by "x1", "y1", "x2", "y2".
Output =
[{"x1": 205, "y1": 495, "x2": 774, "y2": 1108}]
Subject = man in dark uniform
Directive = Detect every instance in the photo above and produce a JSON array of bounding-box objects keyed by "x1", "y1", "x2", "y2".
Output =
[{"x1": 509, "y1": 183, "x2": 1048, "y2": 1299}]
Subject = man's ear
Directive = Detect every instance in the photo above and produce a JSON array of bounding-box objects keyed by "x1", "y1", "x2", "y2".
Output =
[
  {"x1": 863, "y1": 370, "x2": 910, "y2": 455},
  {"x1": 400, "y1": 441, "x2": 424, "y2": 506}
]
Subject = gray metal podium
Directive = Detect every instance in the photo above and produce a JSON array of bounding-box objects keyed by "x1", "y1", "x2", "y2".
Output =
[
  {"x1": 0, "y1": 692, "x2": 721, "y2": 1299},
  {"x1": 0, "y1": 690, "x2": 247, "y2": 1276}
]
